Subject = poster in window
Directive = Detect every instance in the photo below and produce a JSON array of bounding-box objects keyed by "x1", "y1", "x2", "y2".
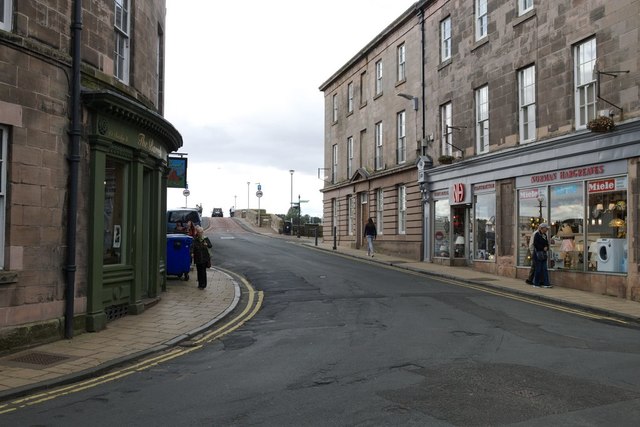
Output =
[
  {"x1": 167, "y1": 157, "x2": 188, "y2": 188},
  {"x1": 113, "y1": 225, "x2": 121, "y2": 249}
]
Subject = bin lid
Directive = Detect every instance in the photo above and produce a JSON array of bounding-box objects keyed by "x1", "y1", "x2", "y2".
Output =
[{"x1": 167, "y1": 234, "x2": 193, "y2": 240}]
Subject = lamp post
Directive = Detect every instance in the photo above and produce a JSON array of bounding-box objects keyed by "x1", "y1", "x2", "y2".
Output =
[
  {"x1": 537, "y1": 194, "x2": 545, "y2": 222},
  {"x1": 289, "y1": 169, "x2": 294, "y2": 215},
  {"x1": 247, "y1": 181, "x2": 250, "y2": 211}
]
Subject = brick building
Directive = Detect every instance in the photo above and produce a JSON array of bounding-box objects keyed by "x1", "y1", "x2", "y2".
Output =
[
  {"x1": 0, "y1": 0, "x2": 182, "y2": 350},
  {"x1": 320, "y1": 0, "x2": 640, "y2": 300}
]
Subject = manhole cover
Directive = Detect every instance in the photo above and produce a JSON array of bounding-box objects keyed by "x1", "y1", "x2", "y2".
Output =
[{"x1": 6, "y1": 351, "x2": 71, "y2": 367}]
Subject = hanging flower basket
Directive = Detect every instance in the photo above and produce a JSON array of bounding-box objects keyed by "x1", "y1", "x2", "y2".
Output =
[
  {"x1": 438, "y1": 155, "x2": 455, "y2": 164},
  {"x1": 587, "y1": 116, "x2": 615, "y2": 132}
]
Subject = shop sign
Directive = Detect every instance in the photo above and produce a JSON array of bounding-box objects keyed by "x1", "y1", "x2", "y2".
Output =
[
  {"x1": 516, "y1": 160, "x2": 626, "y2": 188},
  {"x1": 473, "y1": 182, "x2": 495, "y2": 194},
  {"x1": 588, "y1": 179, "x2": 615, "y2": 193},
  {"x1": 450, "y1": 182, "x2": 469, "y2": 205}
]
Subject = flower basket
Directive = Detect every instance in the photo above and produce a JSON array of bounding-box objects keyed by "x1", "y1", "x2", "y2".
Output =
[
  {"x1": 587, "y1": 116, "x2": 615, "y2": 132},
  {"x1": 438, "y1": 155, "x2": 454, "y2": 164}
]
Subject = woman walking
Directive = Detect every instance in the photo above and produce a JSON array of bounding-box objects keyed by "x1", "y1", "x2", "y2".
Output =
[
  {"x1": 364, "y1": 218, "x2": 377, "y2": 257},
  {"x1": 532, "y1": 223, "x2": 552, "y2": 288}
]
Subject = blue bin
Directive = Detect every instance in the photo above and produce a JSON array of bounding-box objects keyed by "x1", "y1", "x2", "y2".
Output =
[{"x1": 166, "y1": 234, "x2": 193, "y2": 280}]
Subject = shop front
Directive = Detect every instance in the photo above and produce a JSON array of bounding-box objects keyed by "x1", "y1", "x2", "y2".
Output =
[
  {"x1": 516, "y1": 160, "x2": 630, "y2": 294},
  {"x1": 83, "y1": 91, "x2": 182, "y2": 332}
]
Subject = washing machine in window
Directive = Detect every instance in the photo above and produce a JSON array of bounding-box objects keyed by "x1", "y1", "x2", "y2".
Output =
[{"x1": 596, "y1": 238, "x2": 626, "y2": 272}]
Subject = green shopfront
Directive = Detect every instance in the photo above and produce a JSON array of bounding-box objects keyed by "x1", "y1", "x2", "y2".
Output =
[{"x1": 83, "y1": 91, "x2": 182, "y2": 332}]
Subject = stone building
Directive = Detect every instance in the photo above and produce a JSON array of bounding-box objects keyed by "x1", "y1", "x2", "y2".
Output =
[
  {"x1": 0, "y1": 0, "x2": 182, "y2": 350},
  {"x1": 320, "y1": 0, "x2": 640, "y2": 301}
]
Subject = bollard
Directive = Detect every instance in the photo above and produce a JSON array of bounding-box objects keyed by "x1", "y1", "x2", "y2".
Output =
[{"x1": 314, "y1": 226, "x2": 318, "y2": 246}]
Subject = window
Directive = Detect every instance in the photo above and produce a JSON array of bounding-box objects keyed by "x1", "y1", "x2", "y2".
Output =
[
  {"x1": 359, "y1": 71, "x2": 367, "y2": 105},
  {"x1": 114, "y1": 0, "x2": 130, "y2": 83},
  {"x1": 475, "y1": 86, "x2": 489, "y2": 154},
  {"x1": 519, "y1": 0, "x2": 533, "y2": 15},
  {"x1": 347, "y1": 195, "x2": 354, "y2": 236},
  {"x1": 549, "y1": 182, "x2": 584, "y2": 272},
  {"x1": 586, "y1": 177, "x2": 627, "y2": 273},
  {"x1": 331, "y1": 144, "x2": 338, "y2": 184},
  {"x1": 398, "y1": 185, "x2": 406, "y2": 234},
  {"x1": 0, "y1": 0, "x2": 12, "y2": 31},
  {"x1": 347, "y1": 82, "x2": 354, "y2": 114},
  {"x1": 331, "y1": 199, "x2": 338, "y2": 236},
  {"x1": 475, "y1": 0, "x2": 488, "y2": 41},
  {"x1": 397, "y1": 44, "x2": 406, "y2": 82},
  {"x1": 441, "y1": 102, "x2": 452, "y2": 156},
  {"x1": 397, "y1": 111, "x2": 406, "y2": 164},
  {"x1": 332, "y1": 93, "x2": 338, "y2": 122},
  {"x1": 375, "y1": 60, "x2": 383, "y2": 96},
  {"x1": 375, "y1": 121, "x2": 383, "y2": 170},
  {"x1": 517, "y1": 187, "x2": 547, "y2": 267},
  {"x1": 574, "y1": 38, "x2": 597, "y2": 129},
  {"x1": 434, "y1": 198, "x2": 451, "y2": 257},
  {"x1": 518, "y1": 65, "x2": 536, "y2": 143},
  {"x1": 104, "y1": 159, "x2": 128, "y2": 265},
  {"x1": 0, "y1": 126, "x2": 6, "y2": 268},
  {"x1": 474, "y1": 192, "x2": 496, "y2": 261},
  {"x1": 376, "y1": 188, "x2": 384, "y2": 235},
  {"x1": 347, "y1": 136, "x2": 353, "y2": 178},
  {"x1": 440, "y1": 17, "x2": 451, "y2": 62},
  {"x1": 157, "y1": 27, "x2": 165, "y2": 114}
]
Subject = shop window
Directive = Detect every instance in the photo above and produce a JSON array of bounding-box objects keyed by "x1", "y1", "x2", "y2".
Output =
[
  {"x1": 517, "y1": 187, "x2": 547, "y2": 266},
  {"x1": 104, "y1": 159, "x2": 128, "y2": 265},
  {"x1": 586, "y1": 177, "x2": 627, "y2": 273},
  {"x1": 549, "y1": 182, "x2": 584, "y2": 271},
  {"x1": 474, "y1": 193, "x2": 496, "y2": 261},
  {"x1": 434, "y1": 199, "x2": 451, "y2": 257}
]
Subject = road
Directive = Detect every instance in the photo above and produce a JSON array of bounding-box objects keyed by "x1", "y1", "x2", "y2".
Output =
[{"x1": 4, "y1": 217, "x2": 640, "y2": 426}]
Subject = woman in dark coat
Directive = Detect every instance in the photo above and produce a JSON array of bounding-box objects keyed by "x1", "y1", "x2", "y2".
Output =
[
  {"x1": 192, "y1": 226, "x2": 212, "y2": 289},
  {"x1": 532, "y1": 223, "x2": 552, "y2": 288}
]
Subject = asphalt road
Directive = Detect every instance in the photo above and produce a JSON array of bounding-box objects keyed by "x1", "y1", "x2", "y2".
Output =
[{"x1": 4, "y1": 217, "x2": 640, "y2": 426}]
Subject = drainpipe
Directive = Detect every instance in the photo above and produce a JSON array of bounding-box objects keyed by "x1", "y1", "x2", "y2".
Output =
[
  {"x1": 418, "y1": 5, "x2": 431, "y2": 262},
  {"x1": 64, "y1": 0, "x2": 82, "y2": 339}
]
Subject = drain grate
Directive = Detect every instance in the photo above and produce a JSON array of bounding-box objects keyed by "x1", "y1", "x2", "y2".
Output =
[{"x1": 7, "y1": 351, "x2": 71, "y2": 367}]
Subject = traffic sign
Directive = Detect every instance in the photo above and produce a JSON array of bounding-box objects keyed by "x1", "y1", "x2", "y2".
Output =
[
  {"x1": 256, "y1": 190, "x2": 263, "y2": 198},
  {"x1": 183, "y1": 189, "x2": 190, "y2": 197}
]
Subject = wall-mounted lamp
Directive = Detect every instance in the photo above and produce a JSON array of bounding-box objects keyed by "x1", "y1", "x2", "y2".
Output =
[{"x1": 397, "y1": 93, "x2": 419, "y2": 111}]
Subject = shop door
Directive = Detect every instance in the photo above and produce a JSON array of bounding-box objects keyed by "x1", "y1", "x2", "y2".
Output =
[
  {"x1": 356, "y1": 193, "x2": 364, "y2": 249},
  {"x1": 452, "y1": 206, "x2": 468, "y2": 260},
  {"x1": 141, "y1": 169, "x2": 151, "y2": 297}
]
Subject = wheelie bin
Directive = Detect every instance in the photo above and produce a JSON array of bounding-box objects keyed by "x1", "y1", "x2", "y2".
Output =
[{"x1": 166, "y1": 234, "x2": 193, "y2": 280}]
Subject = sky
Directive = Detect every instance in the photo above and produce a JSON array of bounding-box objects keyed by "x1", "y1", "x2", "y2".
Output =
[{"x1": 164, "y1": 0, "x2": 417, "y2": 218}]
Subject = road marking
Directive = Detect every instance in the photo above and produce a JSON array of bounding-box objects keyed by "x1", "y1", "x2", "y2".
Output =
[{"x1": 0, "y1": 273, "x2": 263, "y2": 414}]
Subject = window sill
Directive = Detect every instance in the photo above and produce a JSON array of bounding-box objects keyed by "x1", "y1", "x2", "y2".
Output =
[
  {"x1": 471, "y1": 37, "x2": 489, "y2": 52},
  {"x1": 373, "y1": 92, "x2": 383, "y2": 101},
  {"x1": 0, "y1": 271, "x2": 19, "y2": 284},
  {"x1": 395, "y1": 79, "x2": 406, "y2": 88},
  {"x1": 513, "y1": 9, "x2": 536, "y2": 27},
  {"x1": 438, "y1": 58, "x2": 452, "y2": 72},
  {"x1": 359, "y1": 101, "x2": 367, "y2": 110}
]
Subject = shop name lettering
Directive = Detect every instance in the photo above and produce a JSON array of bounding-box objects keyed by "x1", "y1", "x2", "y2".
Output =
[
  {"x1": 530, "y1": 165, "x2": 604, "y2": 184},
  {"x1": 138, "y1": 134, "x2": 162, "y2": 156}
]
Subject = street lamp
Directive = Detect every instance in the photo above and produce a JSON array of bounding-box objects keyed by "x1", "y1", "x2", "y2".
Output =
[
  {"x1": 537, "y1": 194, "x2": 545, "y2": 222},
  {"x1": 289, "y1": 169, "x2": 294, "y2": 214},
  {"x1": 247, "y1": 181, "x2": 250, "y2": 210}
]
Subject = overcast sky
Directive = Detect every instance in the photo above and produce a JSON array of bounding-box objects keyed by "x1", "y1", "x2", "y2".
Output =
[{"x1": 164, "y1": 0, "x2": 417, "y2": 217}]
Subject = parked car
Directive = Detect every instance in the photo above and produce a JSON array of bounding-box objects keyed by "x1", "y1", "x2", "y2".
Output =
[
  {"x1": 212, "y1": 208, "x2": 223, "y2": 217},
  {"x1": 167, "y1": 208, "x2": 202, "y2": 234}
]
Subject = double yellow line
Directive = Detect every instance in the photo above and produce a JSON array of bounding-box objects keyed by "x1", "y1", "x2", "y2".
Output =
[{"x1": 0, "y1": 273, "x2": 262, "y2": 414}]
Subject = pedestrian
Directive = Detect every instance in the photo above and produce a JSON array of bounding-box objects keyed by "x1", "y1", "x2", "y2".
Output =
[
  {"x1": 192, "y1": 226, "x2": 212, "y2": 289},
  {"x1": 532, "y1": 223, "x2": 552, "y2": 288},
  {"x1": 525, "y1": 225, "x2": 540, "y2": 285},
  {"x1": 364, "y1": 217, "x2": 377, "y2": 257}
]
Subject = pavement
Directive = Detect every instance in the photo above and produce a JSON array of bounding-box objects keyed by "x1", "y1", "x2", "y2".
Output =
[{"x1": 1, "y1": 216, "x2": 639, "y2": 404}]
